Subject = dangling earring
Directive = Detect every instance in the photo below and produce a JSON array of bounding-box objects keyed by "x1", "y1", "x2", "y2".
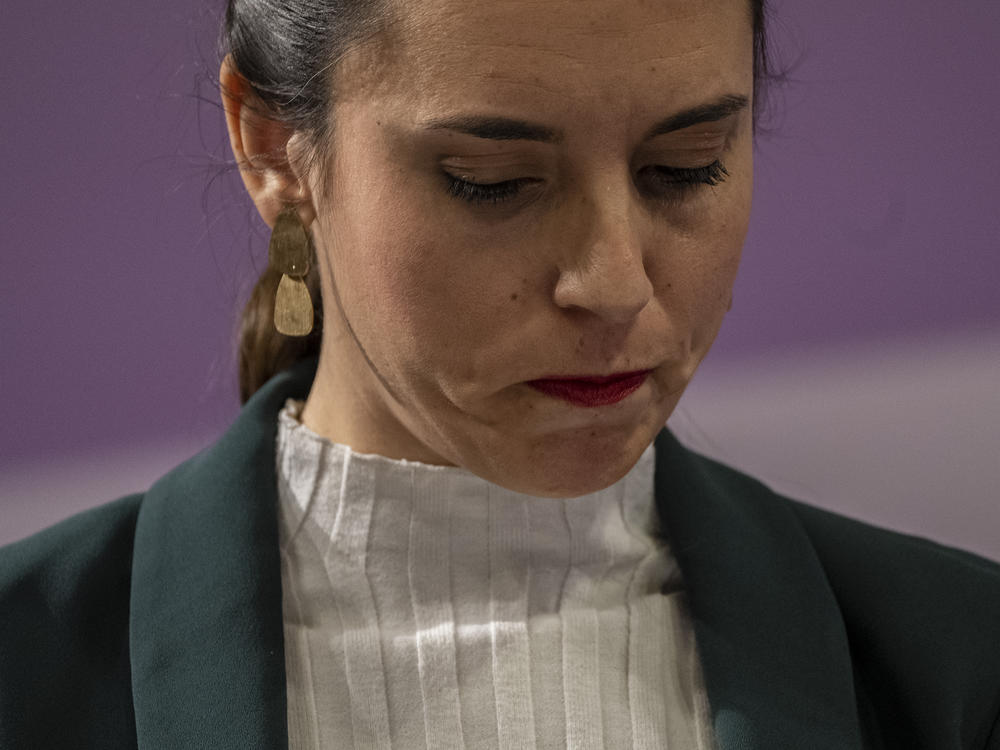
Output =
[{"x1": 268, "y1": 206, "x2": 314, "y2": 336}]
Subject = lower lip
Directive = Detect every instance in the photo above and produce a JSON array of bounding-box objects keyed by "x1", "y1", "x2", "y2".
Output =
[{"x1": 526, "y1": 371, "x2": 651, "y2": 407}]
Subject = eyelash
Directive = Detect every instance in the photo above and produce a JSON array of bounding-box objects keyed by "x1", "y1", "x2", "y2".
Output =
[{"x1": 444, "y1": 160, "x2": 730, "y2": 206}]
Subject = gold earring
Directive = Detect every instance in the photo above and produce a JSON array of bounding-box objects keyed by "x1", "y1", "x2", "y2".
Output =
[{"x1": 268, "y1": 207, "x2": 314, "y2": 336}]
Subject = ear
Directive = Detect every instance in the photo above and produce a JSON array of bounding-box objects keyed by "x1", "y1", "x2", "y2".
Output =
[{"x1": 220, "y1": 54, "x2": 316, "y2": 228}]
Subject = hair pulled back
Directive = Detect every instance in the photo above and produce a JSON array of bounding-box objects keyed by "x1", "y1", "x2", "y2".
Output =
[
  {"x1": 225, "y1": 0, "x2": 388, "y2": 403},
  {"x1": 225, "y1": 0, "x2": 776, "y2": 403}
]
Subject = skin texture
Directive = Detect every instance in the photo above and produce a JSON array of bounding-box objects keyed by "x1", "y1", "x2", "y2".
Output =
[{"x1": 223, "y1": 0, "x2": 754, "y2": 498}]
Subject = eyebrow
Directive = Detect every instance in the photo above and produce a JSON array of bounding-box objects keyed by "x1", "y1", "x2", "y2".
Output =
[{"x1": 420, "y1": 93, "x2": 749, "y2": 143}]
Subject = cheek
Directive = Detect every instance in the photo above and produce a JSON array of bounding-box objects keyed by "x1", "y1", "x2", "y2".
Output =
[
  {"x1": 656, "y1": 176, "x2": 750, "y2": 343},
  {"x1": 338, "y1": 194, "x2": 516, "y2": 380}
]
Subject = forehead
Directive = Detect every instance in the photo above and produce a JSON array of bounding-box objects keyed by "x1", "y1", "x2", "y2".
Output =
[{"x1": 336, "y1": 0, "x2": 752, "y2": 130}]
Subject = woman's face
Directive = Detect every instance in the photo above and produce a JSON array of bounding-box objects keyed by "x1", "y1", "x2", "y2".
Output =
[{"x1": 301, "y1": 0, "x2": 754, "y2": 497}]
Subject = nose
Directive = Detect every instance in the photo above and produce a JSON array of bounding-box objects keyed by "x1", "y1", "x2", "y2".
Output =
[{"x1": 551, "y1": 177, "x2": 653, "y2": 325}]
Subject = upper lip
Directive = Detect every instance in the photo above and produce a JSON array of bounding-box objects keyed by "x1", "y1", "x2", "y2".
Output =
[{"x1": 528, "y1": 369, "x2": 654, "y2": 384}]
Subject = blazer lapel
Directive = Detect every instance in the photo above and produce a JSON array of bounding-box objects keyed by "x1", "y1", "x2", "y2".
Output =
[
  {"x1": 653, "y1": 427, "x2": 866, "y2": 749},
  {"x1": 128, "y1": 359, "x2": 318, "y2": 749}
]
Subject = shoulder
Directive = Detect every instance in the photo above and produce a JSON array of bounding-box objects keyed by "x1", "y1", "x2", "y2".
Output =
[
  {"x1": 692, "y1": 447, "x2": 1000, "y2": 653},
  {"x1": 731, "y1": 457, "x2": 1000, "y2": 744},
  {"x1": 674, "y1": 441, "x2": 1000, "y2": 602},
  {"x1": 785, "y1": 493, "x2": 1000, "y2": 660},
  {"x1": 783, "y1": 496, "x2": 1000, "y2": 626},
  {"x1": 660, "y1": 435, "x2": 1000, "y2": 745},
  {"x1": 785, "y1": 499, "x2": 1000, "y2": 746},
  {"x1": 0, "y1": 493, "x2": 144, "y2": 609},
  {"x1": 0, "y1": 494, "x2": 143, "y2": 747}
]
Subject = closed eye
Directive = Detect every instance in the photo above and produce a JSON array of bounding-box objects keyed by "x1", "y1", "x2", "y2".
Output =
[
  {"x1": 443, "y1": 175, "x2": 540, "y2": 204},
  {"x1": 443, "y1": 160, "x2": 729, "y2": 206},
  {"x1": 639, "y1": 160, "x2": 730, "y2": 202}
]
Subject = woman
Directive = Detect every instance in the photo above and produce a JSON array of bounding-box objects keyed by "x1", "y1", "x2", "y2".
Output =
[{"x1": 2, "y1": 0, "x2": 998, "y2": 747}]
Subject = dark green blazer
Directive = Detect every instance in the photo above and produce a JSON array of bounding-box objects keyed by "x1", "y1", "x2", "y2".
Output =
[{"x1": 2, "y1": 356, "x2": 999, "y2": 749}]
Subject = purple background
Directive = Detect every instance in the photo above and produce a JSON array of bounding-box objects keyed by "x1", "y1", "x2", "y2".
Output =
[{"x1": 2, "y1": 1, "x2": 999, "y2": 549}]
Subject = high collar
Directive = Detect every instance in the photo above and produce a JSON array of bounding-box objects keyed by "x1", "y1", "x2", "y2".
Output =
[
  {"x1": 275, "y1": 398, "x2": 668, "y2": 614},
  {"x1": 128, "y1": 356, "x2": 864, "y2": 749}
]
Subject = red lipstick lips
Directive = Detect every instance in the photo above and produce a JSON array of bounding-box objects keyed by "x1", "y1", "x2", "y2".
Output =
[{"x1": 526, "y1": 370, "x2": 652, "y2": 407}]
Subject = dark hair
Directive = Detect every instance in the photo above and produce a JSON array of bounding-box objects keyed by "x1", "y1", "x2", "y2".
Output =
[{"x1": 226, "y1": 0, "x2": 779, "y2": 403}]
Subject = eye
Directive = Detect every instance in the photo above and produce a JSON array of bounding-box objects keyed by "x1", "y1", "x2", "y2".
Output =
[
  {"x1": 443, "y1": 174, "x2": 538, "y2": 205},
  {"x1": 639, "y1": 160, "x2": 730, "y2": 202},
  {"x1": 443, "y1": 159, "x2": 730, "y2": 206}
]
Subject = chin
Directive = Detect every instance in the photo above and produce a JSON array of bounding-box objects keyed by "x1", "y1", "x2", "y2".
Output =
[
  {"x1": 501, "y1": 430, "x2": 650, "y2": 499},
  {"x1": 527, "y1": 465, "x2": 635, "y2": 499}
]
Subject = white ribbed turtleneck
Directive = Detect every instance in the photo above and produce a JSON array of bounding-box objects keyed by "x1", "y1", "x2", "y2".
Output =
[{"x1": 275, "y1": 398, "x2": 715, "y2": 749}]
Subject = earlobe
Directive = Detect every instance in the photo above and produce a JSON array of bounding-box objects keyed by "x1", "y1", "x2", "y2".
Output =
[{"x1": 219, "y1": 54, "x2": 314, "y2": 228}]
